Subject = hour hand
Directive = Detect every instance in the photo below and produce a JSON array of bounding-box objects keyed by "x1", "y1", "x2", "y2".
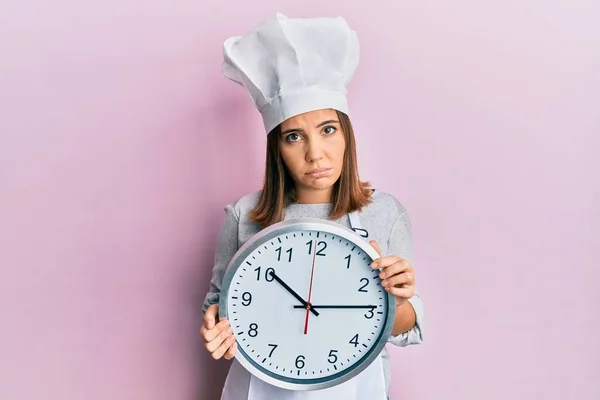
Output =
[{"x1": 268, "y1": 270, "x2": 319, "y2": 316}]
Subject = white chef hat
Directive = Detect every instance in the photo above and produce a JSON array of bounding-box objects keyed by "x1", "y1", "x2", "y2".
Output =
[{"x1": 221, "y1": 13, "x2": 360, "y2": 134}]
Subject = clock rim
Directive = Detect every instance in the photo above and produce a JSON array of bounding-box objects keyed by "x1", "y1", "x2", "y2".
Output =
[{"x1": 218, "y1": 217, "x2": 396, "y2": 391}]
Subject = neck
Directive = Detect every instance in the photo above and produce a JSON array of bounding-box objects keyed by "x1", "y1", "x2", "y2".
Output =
[{"x1": 295, "y1": 187, "x2": 333, "y2": 204}]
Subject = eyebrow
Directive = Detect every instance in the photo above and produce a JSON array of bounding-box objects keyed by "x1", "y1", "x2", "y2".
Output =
[{"x1": 281, "y1": 120, "x2": 340, "y2": 135}]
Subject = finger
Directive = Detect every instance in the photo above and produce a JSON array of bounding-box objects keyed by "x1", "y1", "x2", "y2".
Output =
[
  {"x1": 206, "y1": 325, "x2": 233, "y2": 353},
  {"x1": 369, "y1": 240, "x2": 382, "y2": 256},
  {"x1": 223, "y1": 341, "x2": 238, "y2": 360},
  {"x1": 379, "y1": 261, "x2": 412, "y2": 279},
  {"x1": 372, "y1": 255, "x2": 407, "y2": 270},
  {"x1": 385, "y1": 285, "x2": 415, "y2": 299},
  {"x1": 204, "y1": 304, "x2": 219, "y2": 330},
  {"x1": 211, "y1": 332, "x2": 237, "y2": 360},
  {"x1": 382, "y1": 272, "x2": 413, "y2": 289},
  {"x1": 203, "y1": 319, "x2": 230, "y2": 343}
]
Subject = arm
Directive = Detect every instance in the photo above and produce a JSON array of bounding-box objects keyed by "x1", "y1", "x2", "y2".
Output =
[
  {"x1": 391, "y1": 299, "x2": 417, "y2": 336},
  {"x1": 200, "y1": 204, "x2": 241, "y2": 360},
  {"x1": 202, "y1": 204, "x2": 240, "y2": 315},
  {"x1": 386, "y1": 208, "x2": 425, "y2": 346}
]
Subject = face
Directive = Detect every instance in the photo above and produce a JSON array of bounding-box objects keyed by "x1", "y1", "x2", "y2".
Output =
[{"x1": 279, "y1": 109, "x2": 346, "y2": 202}]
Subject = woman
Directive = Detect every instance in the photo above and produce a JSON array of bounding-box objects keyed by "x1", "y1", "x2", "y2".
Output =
[{"x1": 200, "y1": 13, "x2": 424, "y2": 400}]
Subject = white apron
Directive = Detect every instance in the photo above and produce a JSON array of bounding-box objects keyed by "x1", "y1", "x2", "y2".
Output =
[
  {"x1": 220, "y1": 211, "x2": 387, "y2": 400},
  {"x1": 221, "y1": 354, "x2": 387, "y2": 400}
]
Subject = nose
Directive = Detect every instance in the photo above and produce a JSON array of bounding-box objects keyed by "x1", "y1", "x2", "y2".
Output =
[{"x1": 305, "y1": 136, "x2": 325, "y2": 162}]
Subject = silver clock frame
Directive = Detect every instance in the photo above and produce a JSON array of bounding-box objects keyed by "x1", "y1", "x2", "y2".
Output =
[{"x1": 218, "y1": 217, "x2": 396, "y2": 391}]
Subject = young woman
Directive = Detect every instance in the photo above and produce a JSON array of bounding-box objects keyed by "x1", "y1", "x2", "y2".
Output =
[{"x1": 200, "y1": 13, "x2": 424, "y2": 400}]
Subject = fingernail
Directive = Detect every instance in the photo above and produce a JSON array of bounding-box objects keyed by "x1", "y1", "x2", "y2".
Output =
[
  {"x1": 382, "y1": 280, "x2": 388, "y2": 287},
  {"x1": 372, "y1": 262, "x2": 378, "y2": 269},
  {"x1": 379, "y1": 272, "x2": 385, "y2": 279}
]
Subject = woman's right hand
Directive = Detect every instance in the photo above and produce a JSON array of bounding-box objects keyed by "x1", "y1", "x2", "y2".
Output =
[{"x1": 200, "y1": 304, "x2": 237, "y2": 360}]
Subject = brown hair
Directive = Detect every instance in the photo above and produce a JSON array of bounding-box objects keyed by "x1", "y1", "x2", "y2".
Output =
[{"x1": 248, "y1": 110, "x2": 372, "y2": 228}]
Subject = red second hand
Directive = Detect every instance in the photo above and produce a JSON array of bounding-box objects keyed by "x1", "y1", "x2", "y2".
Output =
[{"x1": 304, "y1": 239, "x2": 317, "y2": 335}]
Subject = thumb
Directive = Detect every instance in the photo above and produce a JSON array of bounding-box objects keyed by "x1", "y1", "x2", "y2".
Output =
[
  {"x1": 204, "y1": 304, "x2": 219, "y2": 330},
  {"x1": 369, "y1": 240, "x2": 382, "y2": 257}
]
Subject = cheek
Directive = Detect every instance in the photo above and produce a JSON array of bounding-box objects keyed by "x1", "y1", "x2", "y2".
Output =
[
  {"x1": 280, "y1": 147, "x2": 303, "y2": 176},
  {"x1": 330, "y1": 138, "x2": 346, "y2": 167}
]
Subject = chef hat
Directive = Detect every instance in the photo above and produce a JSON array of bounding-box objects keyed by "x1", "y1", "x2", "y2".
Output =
[{"x1": 221, "y1": 13, "x2": 360, "y2": 134}]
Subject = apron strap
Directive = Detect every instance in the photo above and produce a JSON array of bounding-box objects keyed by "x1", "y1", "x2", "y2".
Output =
[{"x1": 348, "y1": 210, "x2": 369, "y2": 238}]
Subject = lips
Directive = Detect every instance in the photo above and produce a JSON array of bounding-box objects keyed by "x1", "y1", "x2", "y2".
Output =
[{"x1": 305, "y1": 168, "x2": 332, "y2": 179}]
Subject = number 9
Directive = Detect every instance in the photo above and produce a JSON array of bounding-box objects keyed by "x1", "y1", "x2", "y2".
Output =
[{"x1": 242, "y1": 292, "x2": 252, "y2": 306}]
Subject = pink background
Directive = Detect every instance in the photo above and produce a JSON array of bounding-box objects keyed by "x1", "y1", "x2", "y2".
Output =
[{"x1": 1, "y1": 1, "x2": 598, "y2": 399}]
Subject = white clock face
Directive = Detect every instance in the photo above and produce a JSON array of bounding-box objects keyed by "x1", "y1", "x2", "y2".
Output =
[{"x1": 220, "y1": 220, "x2": 394, "y2": 390}]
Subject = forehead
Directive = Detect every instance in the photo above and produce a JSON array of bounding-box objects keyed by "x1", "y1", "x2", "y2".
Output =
[{"x1": 280, "y1": 109, "x2": 338, "y2": 129}]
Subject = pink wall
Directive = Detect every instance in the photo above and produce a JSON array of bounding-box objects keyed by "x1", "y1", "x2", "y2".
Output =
[{"x1": 1, "y1": 1, "x2": 598, "y2": 399}]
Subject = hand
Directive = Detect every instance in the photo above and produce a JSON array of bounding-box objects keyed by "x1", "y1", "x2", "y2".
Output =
[
  {"x1": 200, "y1": 304, "x2": 237, "y2": 360},
  {"x1": 369, "y1": 240, "x2": 416, "y2": 308}
]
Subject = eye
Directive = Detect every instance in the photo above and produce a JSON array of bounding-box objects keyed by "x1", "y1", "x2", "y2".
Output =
[
  {"x1": 285, "y1": 133, "x2": 301, "y2": 142},
  {"x1": 323, "y1": 126, "x2": 337, "y2": 135}
]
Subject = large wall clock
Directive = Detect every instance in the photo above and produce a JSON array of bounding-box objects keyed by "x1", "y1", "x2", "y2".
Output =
[{"x1": 219, "y1": 217, "x2": 395, "y2": 390}]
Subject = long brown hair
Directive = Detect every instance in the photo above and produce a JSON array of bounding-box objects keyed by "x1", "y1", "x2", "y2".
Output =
[{"x1": 248, "y1": 110, "x2": 372, "y2": 228}]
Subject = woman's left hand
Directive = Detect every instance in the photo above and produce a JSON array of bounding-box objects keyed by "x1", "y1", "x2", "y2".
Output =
[{"x1": 369, "y1": 240, "x2": 415, "y2": 307}]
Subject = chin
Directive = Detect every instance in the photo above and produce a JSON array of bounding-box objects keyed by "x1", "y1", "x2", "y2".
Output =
[
  {"x1": 311, "y1": 183, "x2": 333, "y2": 190},
  {"x1": 303, "y1": 177, "x2": 338, "y2": 191}
]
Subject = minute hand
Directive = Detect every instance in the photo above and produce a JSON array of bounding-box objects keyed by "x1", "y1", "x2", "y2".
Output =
[
  {"x1": 268, "y1": 270, "x2": 319, "y2": 316},
  {"x1": 293, "y1": 305, "x2": 377, "y2": 309}
]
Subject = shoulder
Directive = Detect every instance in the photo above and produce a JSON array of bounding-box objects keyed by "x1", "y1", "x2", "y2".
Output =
[
  {"x1": 367, "y1": 189, "x2": 409, "y2": 218},
  {"x1": 223, "y1": 190, "x2": 262, "y2": 222}
]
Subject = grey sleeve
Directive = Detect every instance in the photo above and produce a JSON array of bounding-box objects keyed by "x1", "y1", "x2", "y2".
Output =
[
  {"x1": 201, "y1": 204, "x2": 241, "y2": 315},
  {"x1": 385, "y1": 207, "x2": 425, "y2": 346}
]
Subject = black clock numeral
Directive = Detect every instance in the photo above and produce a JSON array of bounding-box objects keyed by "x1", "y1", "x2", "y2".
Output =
[
  {"x1": 345, "y1": 254, "x2": 351, "y2": 269},
  {"x1": 358, "y1": 278, "x2": 369, "y2": 292},
  {"x1": 275, "y1": 247, "x2": 293, "y2": 262},
  {"x1": 328, "y1": 349, "x2": 338, "y2": 364},
  {"x1": 248, "y1": 323, "x2": 258, "y2": 337},
  {"x1": 265, "y1": 268, "x2": 275, "y2": 281},
  {"x1": 268, "y1": 344, "x2": 278, "y2": 357},
  {"x1": 316, "y1": 241, "x2": 327, "y2": 256},
  {"x1": 295, "y1": 355, "x2": 305, "y2": 369},
  {"x1": 306, "y1": 240, "x2": 327, "y2": 256},
  {"x1": 349, "y1": 334, "x2": 359, "y2": 347},
  {"x1": 242, "y1": 292, "x2": 252, "y2": 306},
  {"x1": 254, "y1": 266, "x2": 275, "y2": 282},
  {"x1": 364, "y1": 307, "x2": 374, "y2": 319}
]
